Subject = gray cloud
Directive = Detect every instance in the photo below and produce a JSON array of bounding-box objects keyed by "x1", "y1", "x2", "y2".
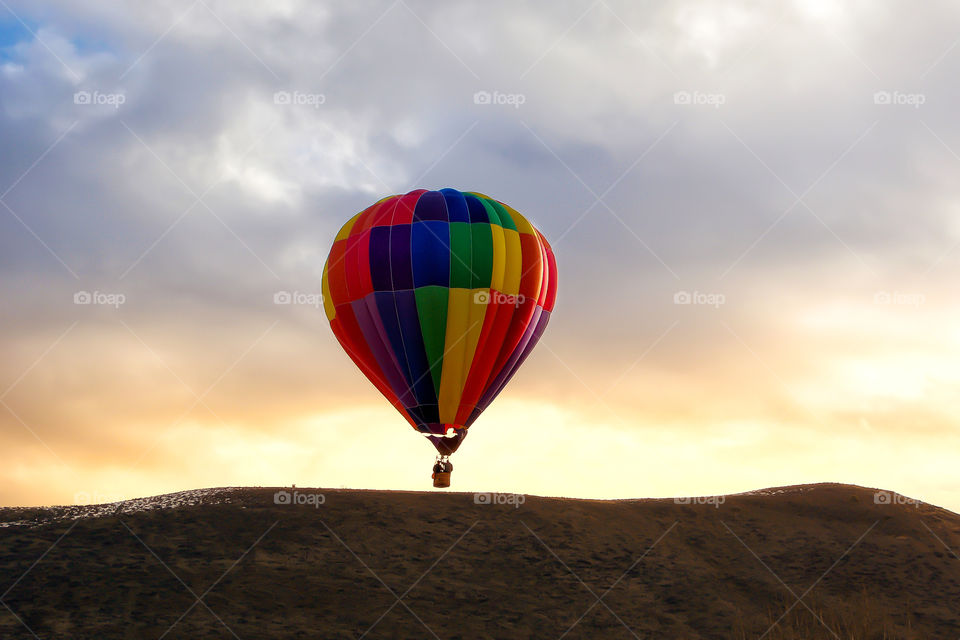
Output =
[{"x1": 3, "y1": 0, "x2": 960, "y2": 504}]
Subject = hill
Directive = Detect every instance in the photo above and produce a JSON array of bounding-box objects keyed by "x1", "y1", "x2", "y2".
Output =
[{"x1": 1, "y1": 483, "x2": 958, "y2": 638}]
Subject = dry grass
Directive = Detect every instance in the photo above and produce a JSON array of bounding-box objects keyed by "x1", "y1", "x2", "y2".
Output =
[
  {"x1": 1, "y1": 484, "x2": 957, "y2": 638},
  {"x1": 730, "y1": 589, "x2": 921, "y2": 639}
]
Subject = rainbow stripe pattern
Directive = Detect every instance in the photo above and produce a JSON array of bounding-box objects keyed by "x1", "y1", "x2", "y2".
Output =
[{"x1": 322, "y1": 188, "x2": 558, "y2": 455}]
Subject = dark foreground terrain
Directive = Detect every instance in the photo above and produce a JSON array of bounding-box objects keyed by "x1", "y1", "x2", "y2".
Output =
[{"x1": 1, "y1": 483, "x2": 958, "y2": 639}]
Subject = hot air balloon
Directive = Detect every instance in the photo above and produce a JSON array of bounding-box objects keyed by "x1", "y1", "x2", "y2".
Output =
[{"x1": 321, "y1": 188, "x2": 558, "y2": 487}]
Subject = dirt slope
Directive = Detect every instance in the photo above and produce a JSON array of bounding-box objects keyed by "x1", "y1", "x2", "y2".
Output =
[{"x1": 1, "y1": 483, "x2": 958, "y2": 639}]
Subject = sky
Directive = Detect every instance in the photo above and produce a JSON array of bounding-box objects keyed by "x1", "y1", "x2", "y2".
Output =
[{"x1": 1, "y1": 0, "x2": 959, "y2": 512}]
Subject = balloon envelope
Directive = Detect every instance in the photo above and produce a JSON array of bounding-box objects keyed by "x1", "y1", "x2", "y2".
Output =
[{"x1": 322, "y1": 188, "x2": 558, "y2": 455}]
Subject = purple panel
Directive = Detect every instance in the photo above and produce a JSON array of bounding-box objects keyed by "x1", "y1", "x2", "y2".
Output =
[
  {"x1": 368, "y1": 226, "x2": 392, "y2": 291},
  {"x1": 412, "y1": 190, "x2": 448, "y2": 222},
  {"x1": 352, "y1": 295, "x2": 416, "y2": 407},
  {"x1": 388, "y1": 223, "x2": 413, "y2": 290}
]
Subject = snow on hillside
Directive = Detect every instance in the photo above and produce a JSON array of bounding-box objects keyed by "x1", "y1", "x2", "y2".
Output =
[{"x1": 0, "y1": 487, "x2": 244, "y2": 529}]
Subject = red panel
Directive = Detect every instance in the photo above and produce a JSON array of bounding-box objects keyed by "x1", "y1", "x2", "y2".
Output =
[
  {"x1": 535, "y1": 238, "x2": 549, "y2": 307},
  {"x1": 540, "y1": 232, "x2": 558, "y2": 312},
  {"x1": 343, "y1": 229, "x2": 374, "y2": 300},
  {"x1": 517, "y1": 233, "x2": 544, "y2": 303},
  {"x1": 352, "y1": 200, "x2": 386, "y2": 234},
  {"x1": 485, "y1": 296, "x2": 537, "y2": 388},
  {"x1": 355, "y1": 229, "x2": 373, "y2": 297},
  {"x1": 392, "y1": 189, "x2": 427, "y2": 224},
  {"x1": 368, "y1": 196, "x2": 399, "y2": 228},
  {"x1": 479, "y1": 233, "x2": 544, "y2": 386},
  {"x1": 455, "y1": 297, "x2": 505, "y2": 424},
  {"x1": 456, "y1": 295, "x2": 518, "y2": 424},
  {"x1": 332, "y1": 309, "x2": 416, "y2": 429},
  {"x1": 343, "y1": 232, "x2": 363, "y2": 300},
  {"x1": 326, "y1": 239, "x2": 350, "y2": 305}
]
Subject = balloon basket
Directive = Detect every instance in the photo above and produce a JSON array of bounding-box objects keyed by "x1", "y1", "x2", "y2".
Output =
[{"x1": 433, "y1": 472, "x2": 451, "y2": 488}]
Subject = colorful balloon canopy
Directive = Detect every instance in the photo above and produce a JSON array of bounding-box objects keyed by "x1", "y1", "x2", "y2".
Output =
[{"x1": 321, "y1": 188, "x2": 558, "y2": 456}]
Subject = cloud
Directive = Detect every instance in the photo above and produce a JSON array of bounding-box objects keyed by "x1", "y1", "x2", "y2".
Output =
[{"x1": 1, "y1": 0, "x2": 959, "y2": 510}]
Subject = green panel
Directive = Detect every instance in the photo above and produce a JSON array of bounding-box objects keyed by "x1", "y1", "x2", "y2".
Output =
[
  {"x1": 469, "y1": 222, "x2": 494, "y2": 288},
  {"x1": 479, "y1": 198, "x2": 502, "y2": 227},
  {"x1": 448, "y1": 222, "x2": 473, "y2": 289},
  {"x1": 415, "y1": 285, "x2": 449, "y2": 395},
  {"x1": 485, "y1": 199, "x2": 517, "y2": 231}
]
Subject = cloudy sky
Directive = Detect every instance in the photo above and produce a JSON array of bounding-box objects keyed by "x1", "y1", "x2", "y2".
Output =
[{"x1": 2, "y1": 0, "x2": 959, "y2": 511}]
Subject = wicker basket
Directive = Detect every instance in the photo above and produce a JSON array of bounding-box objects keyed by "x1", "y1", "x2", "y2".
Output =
[{"x1": 432, "y1": 472, "x2": 451, "y2": 488}]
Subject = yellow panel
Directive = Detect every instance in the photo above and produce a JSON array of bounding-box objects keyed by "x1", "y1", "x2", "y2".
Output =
[
  {"x1": 334, "y1": 211, "x2": 364, "y2": 242},
  {"x1": 438, "y1": 288, "x2": 483, "y2": 423},
  {"x1": 488, "y1": 215, "x2": 506, "y2": 291},
  {"x1": 501, "y1": 228, "x2": 522, "y2": 295},
  {"x1": 321, "y1": 260, "x2": 335, "y2": 321},
  {"x1": 502, "y1": 203, "x2": 535, "y2": 236},
  {"x1": 459, "y1": 288, "x2": 487, "y2": 397}
]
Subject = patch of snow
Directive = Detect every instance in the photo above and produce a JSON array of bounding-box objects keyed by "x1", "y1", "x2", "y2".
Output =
[
  {"x1": 0, "y1": 487, "x2": 244, "y2": 529},
  {"x1": 732, "y1": 485, "x2": 818, "y2": 497}
]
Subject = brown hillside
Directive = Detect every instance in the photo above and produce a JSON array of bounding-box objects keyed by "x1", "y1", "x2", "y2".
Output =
[{"x1": 1, "y1": 483, "x2": 958, "y2": 638}]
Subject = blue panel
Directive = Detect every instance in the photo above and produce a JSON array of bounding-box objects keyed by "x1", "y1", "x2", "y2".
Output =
[
  {"x1": 412, "y1": 190, "x2": 448, "y2": 222},
  {"x1": 350, "y1": 296, "x2": 415, "y2": 407},
  {"x1": 373, "y1": 291, "x2": 415, "y2": 395},
  {"x1": 388, "y1": 224, "x2": 413, "y2": 290},
  {"x1": 368, "y1": 226, "x2": 392, "y2": 291},
  {"x1": 395, "y1": 289, "x2": 437, "y2": 407},
  {"x1": 465, "y1": 194, "x2": 489, "y2": 224},
  {"x1": 419, "y1": 404, "x2": 440, "y2": 424},
  {"x1": 407, "y1": 404, "x2": 440, "y2": 427},
  {"x1": 440, "y1": 188, "x2": 470, "y2": 223},
  {"x1": 411, "y1": 221, "x2": 450, "y2": 288}
]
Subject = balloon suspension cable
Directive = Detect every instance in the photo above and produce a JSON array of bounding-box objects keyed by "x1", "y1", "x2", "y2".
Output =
[{"x1": 435, "y1": 453, "x2": 450, "y2": 464}]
